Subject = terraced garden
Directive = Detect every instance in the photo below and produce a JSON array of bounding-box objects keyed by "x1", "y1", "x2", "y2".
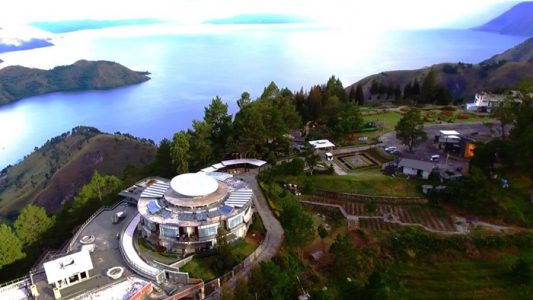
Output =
[{"x1": 308, "y1": 198, "x2": 457, "y2": 232}]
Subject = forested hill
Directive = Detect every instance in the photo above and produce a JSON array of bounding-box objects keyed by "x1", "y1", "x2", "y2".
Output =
[
  {"x1": 347, "y1": 37, "x2": 533, "y2": 102},
  {"x1": 0, "y1": 60, "x2": 150, "y2": 105},
  {"x1": 473, "y1": 2, "x2": 533, "y2": 36},
  {"x1": 0, "y1": 126, "x2": 156, "y2": 218}
]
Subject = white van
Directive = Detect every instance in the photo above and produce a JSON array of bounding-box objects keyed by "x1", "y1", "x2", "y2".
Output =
[
  {"x1": 430, "y1": 155, "x2": 440, "y2": 162},
  {"x1": 324, "y1": 152, "x2": 333, "y2": 161}
]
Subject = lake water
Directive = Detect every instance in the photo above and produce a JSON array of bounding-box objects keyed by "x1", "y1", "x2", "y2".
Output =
[{"x1": 0, "y1": 24, "x2": 528, "y2": 168}]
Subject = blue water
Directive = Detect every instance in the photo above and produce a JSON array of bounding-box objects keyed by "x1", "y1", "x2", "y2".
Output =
[{"x1": 0, "y1": 25, "x2": 528, "y2": 168}]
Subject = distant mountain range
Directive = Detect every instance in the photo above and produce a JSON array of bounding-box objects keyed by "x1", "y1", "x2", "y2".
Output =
[
  {"x1": 348, "y1": 37, "x2": 533, "y2": 100},
  {"x1": 30, "y1": 18, "x2": 162, "y2": 34},
  {"x1": 473, "y1": 1, "x2": 533, "y2": 36},
  {"x1": 0, "y1": 60, "x2": 150, "y2": 105}
]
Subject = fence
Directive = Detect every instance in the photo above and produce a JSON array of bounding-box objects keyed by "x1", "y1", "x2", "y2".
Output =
[
  {"x1": 204, "y1": 232, "x2": 268, "y2": 297},
  {"x1": 314, "y1": 189, "x2": 428, "y2": 204}
]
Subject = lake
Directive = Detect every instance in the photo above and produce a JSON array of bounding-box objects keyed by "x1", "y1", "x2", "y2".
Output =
[{"x1": 0, "y1": 24, "x2": 528, "y2": 168}]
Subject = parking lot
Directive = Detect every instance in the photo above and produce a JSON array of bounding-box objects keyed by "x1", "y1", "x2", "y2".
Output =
[{"x1": 379, "y1": 122, "x2": 503, "y2": 174}]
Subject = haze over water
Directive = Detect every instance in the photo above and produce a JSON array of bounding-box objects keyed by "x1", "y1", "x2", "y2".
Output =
[{"x1": 0, "y1": 23, "x2": 528, "y2": 168}]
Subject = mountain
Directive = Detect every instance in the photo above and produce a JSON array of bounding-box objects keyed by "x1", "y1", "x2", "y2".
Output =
[
  {"x1": 483, "y1": 37, "x2": 533, "y2": 64},
  {"x1": 0, "y1": 60, "x2": 150, "y2": 105},
  {"x1": 473, "y1": 2, "x2": 533, "y2": 36},
  {"x1": 0, "y1": 38, "x2": 53, "y2": 53},
  {"x1": 347, "y1": 37, "x2": 533, "y2": 101},
  {"x1": 205, "y1": 14, "x2": 310, "y2": 25},
  {"x1": 30, "y1": 19, "x2": 161, "y2": 34},
  {"x1": 0, "y1": 126, "x2": 156, "y2": 218}
]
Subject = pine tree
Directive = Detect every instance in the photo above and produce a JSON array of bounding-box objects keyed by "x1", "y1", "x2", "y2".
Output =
[
  {"x1": 0, "y1": 224, "x2": 25, "y2": 269},
  {"x1": 355, "y1": 84, "x2": 365, "y2": 105}
]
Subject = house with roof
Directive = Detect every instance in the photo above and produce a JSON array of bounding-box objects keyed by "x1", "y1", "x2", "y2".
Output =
[{"x1": 397, "y1": 158, "x2": 436, "y2": 179}]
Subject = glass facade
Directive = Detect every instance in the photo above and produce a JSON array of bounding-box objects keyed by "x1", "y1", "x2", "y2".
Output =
[
  {"x1": 228, "y1": 214, "x2": 243, "y2": 229},
  {"x1": 160, "y1": 224, "x2": 180, "y2": 237},
  {"x1": 198, "y1": 224, "x2": 218, "y2": 238}
]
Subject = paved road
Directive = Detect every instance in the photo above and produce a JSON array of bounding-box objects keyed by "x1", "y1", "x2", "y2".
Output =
[
  {"x1": 206, "y1": 172, "x2": 284, "y2": 299},
  {"x1": 239, "y1": 173, "x2": 284, "y2": 262}
]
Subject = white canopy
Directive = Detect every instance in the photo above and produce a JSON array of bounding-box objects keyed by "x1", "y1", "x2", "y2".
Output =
[
  {"x1": 170, "y1": 173, "x2": 219, "y2": 197},
  {"x1": 439, "y1": 130, "x2": 460, "y2": 136},
  {"x1": 309, "y1": 139, "x2": 335, "y2": 149}
]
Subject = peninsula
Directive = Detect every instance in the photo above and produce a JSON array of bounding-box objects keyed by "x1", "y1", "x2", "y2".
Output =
[{"x1": 0, "y1": 60, "x2": 150, "y2": 105}]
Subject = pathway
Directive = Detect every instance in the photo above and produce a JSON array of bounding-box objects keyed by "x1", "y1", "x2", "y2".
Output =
[{"x1": 206, "y1": 172, "x2": 284, "y2": 299}]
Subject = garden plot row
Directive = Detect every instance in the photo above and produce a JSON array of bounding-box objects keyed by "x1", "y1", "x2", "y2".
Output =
[
  {"x1": 359, "y1": 218, "x2": 402, "y2": 231},
  {"x1": 310, "y1": 198, "x2": 457, "y2": 232}
]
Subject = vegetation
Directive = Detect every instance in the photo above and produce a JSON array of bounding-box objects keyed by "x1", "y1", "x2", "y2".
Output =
[
  {"x1": 0, "y1": 60, "x2": 150, "y2": 105},
  {"x1": 14, "y1": 204, "x2": 55, "y2": 246},
  {"x1": 349, "y1": 37, "x2": 533, "y2": 101},
  {"x1": 395, "y1": 108, "x2": 427, "y2": 151},
  {"x1": 0, "y1": 126, "x2": 155, "y2": 215},
  {"x1": 0, "y1": 224, "x2": 25, "y2": 269}
]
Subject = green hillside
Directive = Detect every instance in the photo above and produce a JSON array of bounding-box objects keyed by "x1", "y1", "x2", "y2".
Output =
[
  {"x1": 0, "y1": 126, "x2": 156, "y2": 218},
  {"x1": 0, "y1": 60, "x2": 150, "y2": 105},
  {"x1": 348, "y1": 38, "x2": 533, "y2": 101}
]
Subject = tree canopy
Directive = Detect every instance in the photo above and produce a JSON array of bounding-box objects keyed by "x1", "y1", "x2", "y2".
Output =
[
  {"x1": 0, "y1": 224, "x2": 25, "y2": 270},
  {"x1": 14, "y1": 204, "x2": 55, "y2": 246},
  {"x1": 395, "y1": 108, "x2": 427, "y2": 151}
]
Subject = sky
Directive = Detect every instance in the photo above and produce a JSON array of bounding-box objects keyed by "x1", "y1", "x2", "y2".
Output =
[{"x1": 0, "y1": 0, "x2": 520, "y2": 30}]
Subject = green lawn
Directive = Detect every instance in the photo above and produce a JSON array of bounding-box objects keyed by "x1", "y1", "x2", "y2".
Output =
[
  {"x1": 308, "y1": 173, "x2": 422, "y2": 197},
  {"x1": 394, "y1": 250, "x2": 533, "y2": 299},
  {"x1": 180, "y1": 238, "x2": 259, "y2": 281}
]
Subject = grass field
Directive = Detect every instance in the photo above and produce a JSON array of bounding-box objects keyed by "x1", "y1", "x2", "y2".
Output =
[
  {"x1": 180, "y1": 238, "x2": 259, "y2": 281},
  {"x1": 308, "y1": 173, "x2": 421, "y2": 197},
  {"x1": 394, "y1": 249, "x2": 533, "y2": 299}
]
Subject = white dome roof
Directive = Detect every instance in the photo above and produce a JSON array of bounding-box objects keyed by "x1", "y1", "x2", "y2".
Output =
[{"x1": 170, "y1": 173, "x2": 218, "y2": 197}]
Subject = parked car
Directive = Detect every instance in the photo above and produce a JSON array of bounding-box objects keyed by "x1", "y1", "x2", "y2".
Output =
[
  {"x1": 430, "y1": 155, "x2": 440, "y2": 162},
  {"x1": 385, "y1": 146, "x2": 400, "y2": 154}
]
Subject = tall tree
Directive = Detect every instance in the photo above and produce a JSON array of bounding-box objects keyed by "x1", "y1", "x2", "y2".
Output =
[
  {"x1": 204, "y1": 96, "x2": 232, "y2": 157},
  {"x1": 0, "y1": 224, "x2": 25, "y2": 269},
  {"x1": 355, "y1": 84, "x2": 365, "y2": 105},
  {"x1": 280, "y1": 200, "x2": 315, "y2": 254},
  {"x1": 421, "y1": 69, "x2": 437, "y2": 104},
  {"x1": 171, "y1": 131, "x2": 190, "y2": 174},
  {"x1": 395, "y1": 108, "x2": 427, "y2": 152},
  {"x1": 189, "y1": 120, "x2": 213, "y2": 170},
  {"x1": 234, "y1": 276, "x2": 253, "y2": 300},
  {"x1": 303, "y1": 143, "x2": 320, "y2": 175},
  {"x1": 14, "y1": 204, "x2": 55, "y2": 246},
  {"x1": 151, "y1": 138, "x2": 175, "y2": 178},
  {"x1": 233, "y1": 105, "x2": 267, "y2": 157},
  {"x1": 326, "y1": 75, "x2": 348, "y2": 102},
  {"x1": 492, "y1": 98, "x2": 516, "y2": 139},
  {"x1": 308, "y1": 85, "x2": 323, "y2": 121},
  {"x1": 237, "y1": 91, "x2": 252, "y2": 109}
]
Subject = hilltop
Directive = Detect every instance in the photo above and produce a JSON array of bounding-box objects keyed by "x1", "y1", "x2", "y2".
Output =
[
  {"x1": 348, "y1": 37, "x2": 533, "y2": 100},
  {"x1": 0, "y1": 126, "x2": 156, "y2": 217},
  {"x1": 0, "y1": 60, "x2": 150, "y2": 105},
  {"x1": 473, "y1": 2, "x2": 533, "y2": 36}
]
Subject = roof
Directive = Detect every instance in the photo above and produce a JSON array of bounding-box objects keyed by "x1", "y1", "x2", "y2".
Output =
[
  {"x1": 308, "y1": 139, "x2": 335, "y2": 149},
  {"x1": 221, "y1": 159, "x2": 267, "y2": 167},
  {"x1": 398, "y1": 158, "x2": 436, "y2": 172},
  {"x1": 44, "y1": 250, "x2": 94, "y2": 284},
  {"x1": 170, "y1": 173, "x2": 219, "y2": 197},
  {"x1": 140, "y1": 180, "x2": 169, "y2": 198},
  {"x1": 225, "y1": 189, "x2": 253, "y2": 208},
  {"x1": 439, "y1": 130, "x2": 460, "y2": 136}
]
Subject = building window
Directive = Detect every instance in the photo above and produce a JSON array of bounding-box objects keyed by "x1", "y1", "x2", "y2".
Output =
[
  {"x1": 144, "y1": 219, "x2": 156, "y2": 231},
  {"x1": 198, "y1": 224, "x2": 218, "y2": 237},
  {"x1": 228, "y1": 214, "x2": 243, "y2": 229},
  {"x1": 160, "y1": 225, "x2": 179, "y2": 237}
]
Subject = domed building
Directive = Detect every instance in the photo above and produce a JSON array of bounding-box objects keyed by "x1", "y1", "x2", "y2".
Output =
[{"x1": 136, "y1": 172, "x2": 254, "y2": 255}]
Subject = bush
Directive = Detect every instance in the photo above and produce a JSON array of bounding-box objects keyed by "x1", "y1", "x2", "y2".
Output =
[{"x1": 510, "y1": 259, "x2": 531, "y2": 284}]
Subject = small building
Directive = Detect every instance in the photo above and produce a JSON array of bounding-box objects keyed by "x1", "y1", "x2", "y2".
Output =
[
  {"x1": 43, "y1": 250, "x2": 94, "y2": 290},
  {"x1": 466, "y1": 92, "x2": 506, "y2": 112},
  {"x1": 398, "y1": 158, "x2": 436, "y2": 179},
  {"x1": 308, "y1": 139, "x2": 335, "y2": 151}
]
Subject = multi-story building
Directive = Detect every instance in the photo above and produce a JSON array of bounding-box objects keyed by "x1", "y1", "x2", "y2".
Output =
[{"x1": 135, "y1": 172, "x2": 254, "y2": 255}]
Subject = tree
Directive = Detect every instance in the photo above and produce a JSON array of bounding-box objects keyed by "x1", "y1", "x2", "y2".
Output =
[
  {"x1": 421, "y1": 69, "x2": 437, "y2": 104},
  {"x1": 189, "y1": 120, "x2": 213, "y2": 170},
  {"x1": 14, "y1": 204, "x2": 55, "y2": 246},
  {"x1": 280, "y1": 201, "x2": 315, "y2": 254},
  {"x1": 151, "y1": 138, "x2": 175, "y2": 178},
  {"x1": 303, "y1": 143, "x2": 320, "y2": 175},
  {"x1": 70, "y1": 171, "x2": 123, "y2": 212},
  {"x1": 492, "y1": 98, "x2": 516, "y2": 139},
  {"x1": 234, "y1": 276, "x2": 253, "y2": 300},
  {"x1": 204, "y1": 96, "x2": 232, "y2": 157},
  {"x1": 355, "y1": 84, "x2": 365, "y2": 105},
  {"x1": 510, "y1": 259, "x2": 531, "y2": 284},
  {"x1": 237, "y1": 91, "x2": 252, "y2": 109},
  {"x1": 220, "y1": 284, "x2": 234, "y2": 300},
  {"x1": 171, "y1": 131, "x2": 190, "y2": 174},
  {"x1": 0, "y1": 224, "x2": 25, "y2": 269},
  {"x1": 318, "y1": 224, "x2": 328, "y2": 251},
  {"x1": 214, "y1": 226, "x2": 235, "y2": 273},
  {"x1": 395, "y1": 108, "x2": 427, "y2": 152},
  {"x1": 326, "y1": 75, "x2": 347, "y2": 102}
]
